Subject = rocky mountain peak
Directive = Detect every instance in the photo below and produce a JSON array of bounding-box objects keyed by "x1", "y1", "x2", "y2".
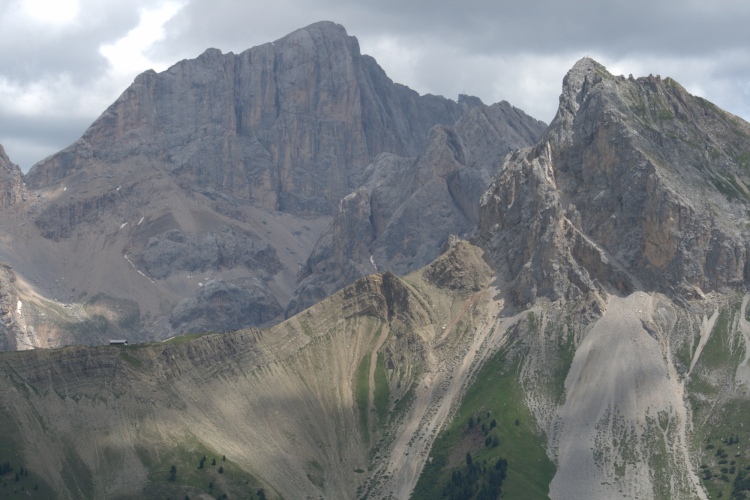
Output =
[
  {"x1": 563, "y1": 57, "x2": 608, "y2": 93},
  {"x1": 24, "y1": 20, "x2": 470, "y2": 217},
  {"x1": 480, "y1": 59, "x2": 750, "y2": 306},
  {"x1": 282, "y1": 20, "x2": 352, "y2": 43},
  {"x1": 546, "y1": 57, "x2": 611, "y2": 148},
  {"x1": 287, "y1": 95, "x2": 546, "y2": 316},
  {"x1": 2, "y1": 23, "x2": 546, "y2": 346}
]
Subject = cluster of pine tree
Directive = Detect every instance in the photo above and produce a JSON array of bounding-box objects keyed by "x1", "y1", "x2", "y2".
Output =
[
  {"x1": 441, "y1": 452, "x2": 508, "y2": 500},
  {"x1": 725, "y1": 435, "x2": 741, "y2": 446},
  {"x1": 731, "y1": 466, "x2": 750, "y2": 498}
]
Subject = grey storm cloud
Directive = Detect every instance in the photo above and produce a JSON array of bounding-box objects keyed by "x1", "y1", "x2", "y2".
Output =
[
  {"x1": 1, "y1": 0, "x2": 749, "y2": 171},
  {"x1": 0, "y1": 114, "x2": 91, "y2": 144},
  {"x1": 156, "y1": 0, "x2": 750, "y2": 57}
]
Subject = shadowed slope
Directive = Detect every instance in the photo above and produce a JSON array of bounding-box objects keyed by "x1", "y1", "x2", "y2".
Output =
[{"x1": 0, "y1": 241, "x2": 505, "y2": 499}]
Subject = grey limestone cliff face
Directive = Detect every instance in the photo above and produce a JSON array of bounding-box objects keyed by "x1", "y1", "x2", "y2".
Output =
[
  {"x1": 288, "y1": 100, "x2": 546, "y2": 315},
  {"x1": 479, "y1": 58, "x2": 750, "y2": 305},
  {"x1": 24, "y1": 21, "x2": 471, "y2": 216}
]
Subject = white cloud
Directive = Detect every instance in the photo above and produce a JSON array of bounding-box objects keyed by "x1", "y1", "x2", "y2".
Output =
[
  {"x1": 0, "y1": 1, "x2": 185, "y2": 121},
  {"x1": 360, "y1": 35, "x2": 425, "y2": 89},
  {"x1": 99, "y1": 1, "x2": 186, "y2": 77},
  {"x1": 0, "y1": 135, "x2": 59, "y2": 168},
  {"x1": 487, "y1": 54, "x2": 580, "y2": 123},
  {"x1": 0, "y1": 73, "x2": 90, "y2": 119},
  {"x1": 0, "y1": 0, "x2": 185, "y2": 170},
  {"x1": 21, "y1": 0, "x2": 80, "y2": 26},
  {"x1": 361, "y1": 35, "x2": 577, "y2": 123}
]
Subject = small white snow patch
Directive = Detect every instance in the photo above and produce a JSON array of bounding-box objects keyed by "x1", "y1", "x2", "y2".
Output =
[
  {"x1": 120, "y1": 222, "x2": 128, "y2": 229},
  {"x1": 63, "y1": 187, "x2": 67, "y2": 191},
  {"x1": 117, "y1": 185, "x2": 121, "y2": 191},
  {"x1": 370, "y1": 255, "x2": 378, "y2": 272},
  {"x1": 138, "y1": 217, "x2": 144, "y2": 225},
  {"x1": 16, "y1": 300, "x2": 22, "y2": 315},
  {"x1": 124, "y1": 254, "x2": 155, "y2": 284}
]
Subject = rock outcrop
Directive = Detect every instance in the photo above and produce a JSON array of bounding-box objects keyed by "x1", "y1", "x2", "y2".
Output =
[
  {"x1": 0, "y1": 263, "x2": 21, "y2": 351},
  {"x1": 132, "y1": 225, "x2": 282, "y2": 280},
  {"x1": 422, "y1": 236, "x2": 493, "y2": 294},
  {"x1": 0, "y1": 145, "x2": 22, "y2": 209}
]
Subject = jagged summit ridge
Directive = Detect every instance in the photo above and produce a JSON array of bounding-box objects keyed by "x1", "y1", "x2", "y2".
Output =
[
  {"x1": 559, "y1": 57, "x2": 608, "y2": 108},
  {"x1": 546, "y1": 57, "x2": 611, "y2": 148}
]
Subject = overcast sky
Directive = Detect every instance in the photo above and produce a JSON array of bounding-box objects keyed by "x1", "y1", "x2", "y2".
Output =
[{"x1": 1, "y1": 0, "x2": 749, "y2": 172}]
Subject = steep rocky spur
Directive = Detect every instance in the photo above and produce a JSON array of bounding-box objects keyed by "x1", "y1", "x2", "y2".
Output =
[{"x1": 289, "y1": 100, "x2": 544, "y2": 314}]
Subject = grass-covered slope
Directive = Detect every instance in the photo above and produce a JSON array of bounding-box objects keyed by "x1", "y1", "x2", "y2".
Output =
[
  {"x1": 687, "y1": 294, "x2": 750, "y2": 499},
  {"x1": 0, "y1": 240, "x2": 506, "y2": 499},
  {"x1": 412, "y1": 337, "x2": 555, "y2": 499}
]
